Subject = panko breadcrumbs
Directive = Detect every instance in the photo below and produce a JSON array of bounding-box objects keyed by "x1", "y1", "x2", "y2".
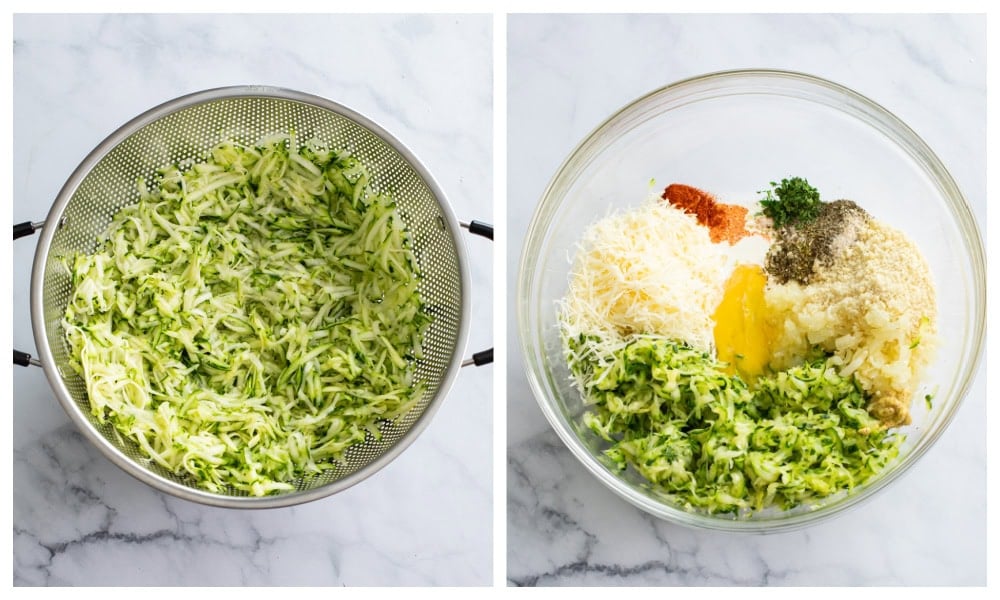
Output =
[{"x1": 765, "y1": 215, "x2": 937, "y2": 427}]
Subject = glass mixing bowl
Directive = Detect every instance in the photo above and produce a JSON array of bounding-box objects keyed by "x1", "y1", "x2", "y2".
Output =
[{"x1": 516, "y1": 69, "x2": 985, "y2": 532}]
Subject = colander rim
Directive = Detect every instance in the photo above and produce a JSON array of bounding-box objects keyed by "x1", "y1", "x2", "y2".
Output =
[{"x1": 29, "y1": 85, "x2": 472, "y2": 508}]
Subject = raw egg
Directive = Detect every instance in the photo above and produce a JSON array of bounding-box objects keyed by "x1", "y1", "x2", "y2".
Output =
[{"x1": 712, "y1": 264, "x2": 775, "y2": 383}]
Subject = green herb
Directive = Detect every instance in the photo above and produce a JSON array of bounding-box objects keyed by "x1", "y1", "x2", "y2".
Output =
[
  {"x1": 759, "y1": 176, "x2": 822, "y2": 228},
  {"x1": 925, "y1": 394, "x2": 934, "y2": 409}
]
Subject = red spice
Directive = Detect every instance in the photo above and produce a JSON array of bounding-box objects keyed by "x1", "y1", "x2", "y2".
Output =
[{"x1": 661, "y1": 183, "x2": 749, "y2": 245}]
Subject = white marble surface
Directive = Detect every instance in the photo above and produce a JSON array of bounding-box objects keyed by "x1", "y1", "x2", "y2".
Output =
[
  {"x1": 507, "y1": 14, "x2": 986, "y2": 586},
  {"x1": 13, "y1": 14, "x2": 493, "y2": 586}
]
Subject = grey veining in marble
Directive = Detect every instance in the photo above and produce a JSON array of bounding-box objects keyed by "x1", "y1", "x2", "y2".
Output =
[
  {"x1": 14, "y1": 13, "x2": 493, "y2": 587},
  {"x1": 507, "y1": 13, "x2": 985, "y2": 587}
]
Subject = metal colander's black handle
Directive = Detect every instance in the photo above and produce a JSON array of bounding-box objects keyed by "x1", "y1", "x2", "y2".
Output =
[
  {"x1": 461, "y1": 220, "x2": 493, "y2": 367},
  {"x1": 14, "y1": 220, "x2": 43, "y2": 240},
  {"x1": 15, "y1": 350, "x2": 41, "y2": 367},
  {"x1": 15, "y1": 222, "x2": 43, "y2": 367},
  {"x1": 464, "y1": 220, "x2": 493, "y2": 241},
  {"x1": 461, "y1": 349, "x2": 493, "y2": 368}
]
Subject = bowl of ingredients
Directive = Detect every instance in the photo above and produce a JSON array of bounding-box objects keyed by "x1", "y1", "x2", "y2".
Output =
[
  {"x1": 517, "y1": 69, "x2": 985, "y2": 532},
  {"x1": 17, "y1": 86, "x2": 493, "y2": 508}
]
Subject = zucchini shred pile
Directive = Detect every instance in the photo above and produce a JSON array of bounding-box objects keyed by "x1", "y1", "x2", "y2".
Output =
[
  {"x1": 567, "y1": 335, "x2": 902, "y2": 514},
  {"x1": 62, "y1": 134, "x2": 431, "y2": 496}
]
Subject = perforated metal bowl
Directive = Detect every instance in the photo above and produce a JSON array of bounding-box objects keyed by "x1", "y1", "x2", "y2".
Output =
[{"x1": 23, "y1": 86, "x2": 478, "y2": 508}]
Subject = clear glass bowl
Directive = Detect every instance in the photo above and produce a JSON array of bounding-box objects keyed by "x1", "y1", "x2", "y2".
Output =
[{"x1": 516, "y1": 69, "x2": 986, "y2": 532}]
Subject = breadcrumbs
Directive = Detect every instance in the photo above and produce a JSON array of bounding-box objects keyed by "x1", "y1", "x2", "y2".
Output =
[{"x1": 766, "y1": 216, "x2": 937, "y2": 427}]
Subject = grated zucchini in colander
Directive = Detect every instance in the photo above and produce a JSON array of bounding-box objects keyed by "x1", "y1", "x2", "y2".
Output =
[{"x1": 62, "y1": 134, "x2": 431, "y2": 496}]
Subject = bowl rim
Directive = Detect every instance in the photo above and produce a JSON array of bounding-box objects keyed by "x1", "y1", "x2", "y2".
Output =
[{"x1": 516, "y1": 68, "x2": 987, "y2": 532}]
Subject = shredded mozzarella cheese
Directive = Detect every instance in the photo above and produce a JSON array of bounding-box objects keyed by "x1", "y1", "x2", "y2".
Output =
[{"x1": 559, "y1": 197, "x2": 733, "y2": 353}]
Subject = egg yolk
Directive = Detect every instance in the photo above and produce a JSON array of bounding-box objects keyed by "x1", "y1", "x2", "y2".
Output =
[{"x1": 712, "y1": 264, "x2": 775, "y2": 383}]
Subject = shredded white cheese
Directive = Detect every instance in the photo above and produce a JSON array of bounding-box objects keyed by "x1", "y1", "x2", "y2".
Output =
[{"x1": 559, "y1": 197, "x2": 733, "y2": 353}]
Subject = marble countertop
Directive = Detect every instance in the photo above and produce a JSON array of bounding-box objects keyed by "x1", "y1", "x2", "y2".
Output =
[
  {"x1": 506, "y1": 14, "x2": 986, "y2": 586},
  {"x1": 13, "y1": 13, "x2": 493, "y2": 586}
]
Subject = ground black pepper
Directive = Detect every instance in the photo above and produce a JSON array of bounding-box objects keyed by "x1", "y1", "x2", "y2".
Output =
[{"x1": 765, "y1": 200, "x2": 869, "y2": 284}]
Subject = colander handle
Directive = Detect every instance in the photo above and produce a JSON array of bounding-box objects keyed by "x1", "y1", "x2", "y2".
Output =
[
  {"x1": 460, "y1": 220, "x2": 493, "y2": 367},
  {"x1": 461, "y1": 220, "x2": 493, "y2": 241},
  {"x1": 461, "y1": 349, "x2": 493, "y2": 368},
  {"x1": 14, "y1": 220, "x2": 45, "y2": 240},
  {"x1": 14, "y1": 350, "x2": 41, "y2": 368},
  {"x1": 15, "y1": 222, "x2": 46, "y2": 366}
]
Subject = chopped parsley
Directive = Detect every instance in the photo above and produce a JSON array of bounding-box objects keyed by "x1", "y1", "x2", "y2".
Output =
[{"x1": 759, "y1": 176, "x2": 822, "y2": 228}]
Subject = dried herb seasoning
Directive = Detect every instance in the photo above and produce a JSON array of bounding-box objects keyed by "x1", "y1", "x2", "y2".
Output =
[{"x1": 765, "y1": 200, "x2": 869, "y2": 284}]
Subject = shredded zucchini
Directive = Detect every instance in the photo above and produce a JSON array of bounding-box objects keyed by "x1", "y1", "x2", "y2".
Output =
[
  {"x1": 63, "y1": 135, "x2": 431, "y2": 496},
  {"x1": 566, "y1": 334, "x2": 903, "y2": 514}
]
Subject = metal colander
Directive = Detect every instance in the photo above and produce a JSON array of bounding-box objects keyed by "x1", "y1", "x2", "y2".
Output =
[{"x1": 27, "y1": 86, "x2": 471, "y2": 508}]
